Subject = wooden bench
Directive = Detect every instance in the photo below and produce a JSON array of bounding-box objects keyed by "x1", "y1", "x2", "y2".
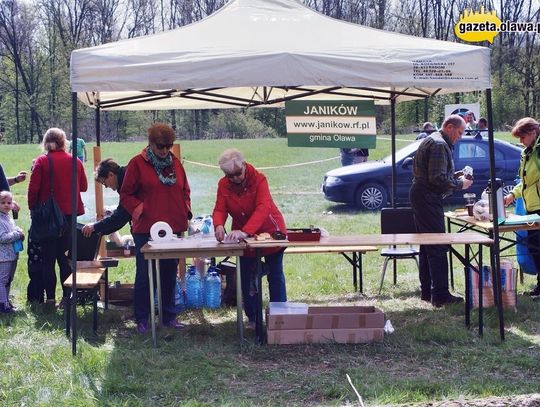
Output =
[
  {"x1": 63, "y1": 261, "x2": 106, "y2": 334},
  {"x1": 284, "y1": 245, "x2": 378, "y2": 292}
]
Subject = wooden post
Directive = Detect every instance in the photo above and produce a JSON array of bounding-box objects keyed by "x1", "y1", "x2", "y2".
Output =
[{"x1": 93, "y1": 146, "x2": 107, "y2": 257}]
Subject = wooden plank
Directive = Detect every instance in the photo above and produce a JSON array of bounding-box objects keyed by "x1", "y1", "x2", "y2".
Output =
[{"x1": 64, "y1": 268, "x2": 105, "y2": 289}]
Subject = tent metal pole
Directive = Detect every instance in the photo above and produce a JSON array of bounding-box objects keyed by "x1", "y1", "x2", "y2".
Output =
[
  {"x1": 390, "y1": 94, "x2": 396, "y2": 208},
  {"x1": 486, "y1": 88, "x2": 505, "y2": 340},
  {"x1": 71, "y1": 92, "x2": 79, "y2": 355}
]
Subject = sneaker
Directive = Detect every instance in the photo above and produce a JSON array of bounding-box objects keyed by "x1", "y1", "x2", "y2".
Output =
[
  {"x1": 137, "y1": 320, "x2": 149, "y2": 334},
  {"x1": 432, "y1": 294, "x2": 464, "y2": 308},
  {"x1": 163, "y1": 319, "x2": 185, "y2": 330},
  {"x1": 525, "y1": 285, "x2": 540, "y2": 296},
  {"x1": 8, "y1": 301, "x2": 17, "y2": 311},
  {"x1": 421, "y1": 293, "x2": 431, "y2": 302}
]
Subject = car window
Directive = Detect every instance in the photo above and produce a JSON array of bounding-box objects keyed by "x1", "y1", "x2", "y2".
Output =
[
  {"x1": 458, "y1": 141, "x2": 486, "y2": 159},
  {"x1": 457, "y1": 141, "x2": 504, "y2": 160}
]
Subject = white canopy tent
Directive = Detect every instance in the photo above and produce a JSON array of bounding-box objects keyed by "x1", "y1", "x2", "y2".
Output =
[
  {"x1": 68, "y1": 0, "x2": 504, "y2": 353},
  {"x1": 70, "y1": 0, "x2": 490, "y2": 110}
]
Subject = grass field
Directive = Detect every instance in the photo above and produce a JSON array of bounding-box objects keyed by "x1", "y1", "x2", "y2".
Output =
[{"x1": 1, "y1": 134, "x2": 539, "y2": 406}]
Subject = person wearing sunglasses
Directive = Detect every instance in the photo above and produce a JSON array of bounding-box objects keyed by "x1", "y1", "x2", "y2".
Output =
[
  {"x1": 82, "y1": 158, "x2": 131, "y2": 238},
  {"x1": 120, "y1": 123, "x2": 191, "y2": 333},
  {"x1": 212, "y1": 148, "x2": 287, "y2": 330},
  {"x1": 503, "y1": 117, "x2": 540, "y2": 297}
]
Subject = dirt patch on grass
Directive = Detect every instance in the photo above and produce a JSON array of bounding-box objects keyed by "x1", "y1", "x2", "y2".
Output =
[{"x1": 387, "y1": 394, "x2": 540, "y2": 407}]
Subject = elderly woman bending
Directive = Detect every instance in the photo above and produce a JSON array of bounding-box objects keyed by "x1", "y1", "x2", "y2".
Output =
[
  {"x1": 212, "y1": 148, "x2": 287, "y2": 329},
  {"x1": 120, "y1": 123, "x2": 191, "y2": 334}
]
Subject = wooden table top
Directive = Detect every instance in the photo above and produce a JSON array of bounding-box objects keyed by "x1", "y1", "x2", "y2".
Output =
[
  {"x1": 140, "y1": 232, "x2": 493, "y2": 260},
  {"x1": 245, "y1": 232, "x2": 493, "y2": 248},
  {"x1": 445, "y1": 211, "x2": 540, "y2": 233}
]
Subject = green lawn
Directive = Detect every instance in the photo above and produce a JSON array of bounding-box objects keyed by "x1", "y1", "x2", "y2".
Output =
[{"x1": 0, "y1": 134, "x2": 539, "y2": 406}]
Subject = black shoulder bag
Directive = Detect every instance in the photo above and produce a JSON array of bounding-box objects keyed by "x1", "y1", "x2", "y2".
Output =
[{"x1": 30, "y1": 154, "x2": 67, "y2": 241}]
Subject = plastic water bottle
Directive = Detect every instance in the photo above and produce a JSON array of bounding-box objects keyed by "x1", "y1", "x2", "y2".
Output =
[
  {"x1": 201, "y1": 215, "x2": 213, "y2": 237},
  {"x1": 185, "y1": 266, "x2": 202, "y2": 308},
  {"x1": 205, "y1": 271, "x2": 221, "y2": 309},
  {"x1": 174, "y1": 278, "x2": 185, "y2": 312}
]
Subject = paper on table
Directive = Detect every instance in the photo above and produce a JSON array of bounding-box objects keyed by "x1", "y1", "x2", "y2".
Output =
[{"x1": 503, "y1": 213, "x2": 540, "y2": 225}]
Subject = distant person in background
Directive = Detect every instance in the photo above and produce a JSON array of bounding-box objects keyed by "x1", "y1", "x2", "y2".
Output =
[
  {"x1": 503, "y1": 117, "x2": 540, "y2": 297},
  {"x1": 477, "y1": 117, "x2": 488, "y2": 131},
  {"x1": 339, "y1": 148, "x2": 369, "y2": 166},
  {"x1": 82, "y1": 158, "x2": 131, "y2": 237},
  {"x1": 464, "y1": 111, "x2": 477, "y2": 130},
  {"x1": 69, "y1": 135, "x2": 87, "y2": 162},
  {"x1": 416, "y1": 122, "x2": 435, "y2": 140}
]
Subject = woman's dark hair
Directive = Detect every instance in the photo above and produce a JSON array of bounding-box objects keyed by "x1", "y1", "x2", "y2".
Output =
[{"x1": 95, "y1": 158, "x2": 120, "y2": 181}]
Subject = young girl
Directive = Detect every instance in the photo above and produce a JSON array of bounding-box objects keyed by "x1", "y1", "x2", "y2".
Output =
[{"x1": 0, "y1": 190, "x2": 24, "y2": 313}]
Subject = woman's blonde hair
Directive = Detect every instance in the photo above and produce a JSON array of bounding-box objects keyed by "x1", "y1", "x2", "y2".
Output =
[
  {"x1": 41, "y1": 128, "x2": 67, "y2": 152},
  {"x1": 511, "y1": 117, "x2": 540, "y2": 138}
]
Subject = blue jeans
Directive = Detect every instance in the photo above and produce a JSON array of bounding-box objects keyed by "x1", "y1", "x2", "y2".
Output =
[
  {"x1": 133, "y1": 233, "x2": 177, "y2": 324},
  {"x1": 239, "y1": 249, "x2": 287, "y2": 322}
]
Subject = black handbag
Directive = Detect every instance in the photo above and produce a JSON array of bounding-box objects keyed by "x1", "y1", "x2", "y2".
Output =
[{"x1": 29, "y1": 154, "x2": 67, "y2": 241}]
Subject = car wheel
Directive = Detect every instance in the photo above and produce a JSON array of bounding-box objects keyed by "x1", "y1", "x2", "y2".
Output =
[{"x1": 355, "y1": 183, "x2": 388, "y2": 211}]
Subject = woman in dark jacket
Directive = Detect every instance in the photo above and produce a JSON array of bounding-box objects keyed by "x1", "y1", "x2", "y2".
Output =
[
  {"x1": 120, "y1": 123, "x2": 191, "y2": 333},
  {"x1": 27, "y1": 128, "x2": 88, "y2": 308}
]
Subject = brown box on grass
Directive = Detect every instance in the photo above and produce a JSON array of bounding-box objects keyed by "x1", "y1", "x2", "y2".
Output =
[
  {"x1": 266, "y1": 305, "x2": 385, "y2": 345},
  {"x1": 267, "y1": 327, "x2": 384, "y2": 345},
  {"x1": 266, "y1": 306, "x2": 385, "y2": 330}
]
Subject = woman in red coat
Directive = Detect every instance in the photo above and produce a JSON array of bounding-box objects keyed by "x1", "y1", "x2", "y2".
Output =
[
  {"x1": 213, "y1": 149, "x2": 287, "y2": 329},
  {"x1": 28, "y1": 128, "x2": 88, "y2": 307},
  {"x1": 120, "y1": 123, "x2": 191, "y2": 334}
]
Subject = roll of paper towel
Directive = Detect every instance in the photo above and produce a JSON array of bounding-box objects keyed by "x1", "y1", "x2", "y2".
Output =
[{"x1": 150, "y1": 221, "x2": 174, "y2": 242}]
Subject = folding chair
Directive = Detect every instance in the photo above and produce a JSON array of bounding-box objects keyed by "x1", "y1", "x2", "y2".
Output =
[{"x1": 378, "y1": 207, "x2": 420, "y2": 294}]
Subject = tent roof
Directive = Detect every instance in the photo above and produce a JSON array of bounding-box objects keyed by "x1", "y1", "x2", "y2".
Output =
[{"x1": 70, "y1": 0, "x2": 491, "y2": 110}]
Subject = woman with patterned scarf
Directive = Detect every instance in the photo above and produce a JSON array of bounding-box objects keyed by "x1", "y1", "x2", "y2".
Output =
[{"x1": 121, "y1": 123, "x2": 191, "y2": 334}]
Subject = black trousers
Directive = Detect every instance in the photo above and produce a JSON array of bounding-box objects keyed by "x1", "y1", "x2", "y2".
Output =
[
  {"x1": 40, "y1": 215, "x2": 73, "y2": 300},
  {"x1": 410, "y1": 183, "x2": 451, "y2": 300}
]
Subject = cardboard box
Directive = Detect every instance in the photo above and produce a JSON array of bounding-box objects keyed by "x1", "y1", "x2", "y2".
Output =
[
  {"x1": 266, "y1": 305, "x2": 385, "y2": 345},
  {"x1": 99, "y1": 282, "x2": 134, "y2": 303},
  {"x1": 267, "y1": 327, "x2": 384, "y2": 344},
  {"x1": 266, "y1": 305, "x2": 384, "y2": 331}
]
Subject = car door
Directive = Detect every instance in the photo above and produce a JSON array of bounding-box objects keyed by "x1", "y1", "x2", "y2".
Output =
[{"x1": 454, "y1": 138, "x2": 509, "y2": 199}]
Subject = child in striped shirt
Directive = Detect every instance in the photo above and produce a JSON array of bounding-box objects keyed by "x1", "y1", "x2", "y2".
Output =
[{"x1": 0, "y1": 190, "x2": 24, "y2": 313}]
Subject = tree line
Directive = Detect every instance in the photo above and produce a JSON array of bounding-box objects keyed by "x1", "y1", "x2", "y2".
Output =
[{"x1": 0, "y1": 0, "x2": 538, "y2": 143}]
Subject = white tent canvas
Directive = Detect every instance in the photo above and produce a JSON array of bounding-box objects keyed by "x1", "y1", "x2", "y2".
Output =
[{"x1": 70, "y1": 0, "x2": 491, "y2": 110}]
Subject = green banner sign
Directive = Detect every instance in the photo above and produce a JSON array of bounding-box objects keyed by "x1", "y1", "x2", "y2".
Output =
[{"x1": 285, "y1": 100, "x2": 377, "y2": 148}]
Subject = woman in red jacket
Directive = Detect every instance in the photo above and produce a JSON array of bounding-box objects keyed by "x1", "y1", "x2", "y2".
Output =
[
  {"x1": 120, "y1": 123, "x2": 191, "y2": 334},
  {"x1": 27, "y1": 128, "x2": 88, "y2": 308},
  {"x1": 213, "y1": 149, "x2": 287, "y2": 329}
]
